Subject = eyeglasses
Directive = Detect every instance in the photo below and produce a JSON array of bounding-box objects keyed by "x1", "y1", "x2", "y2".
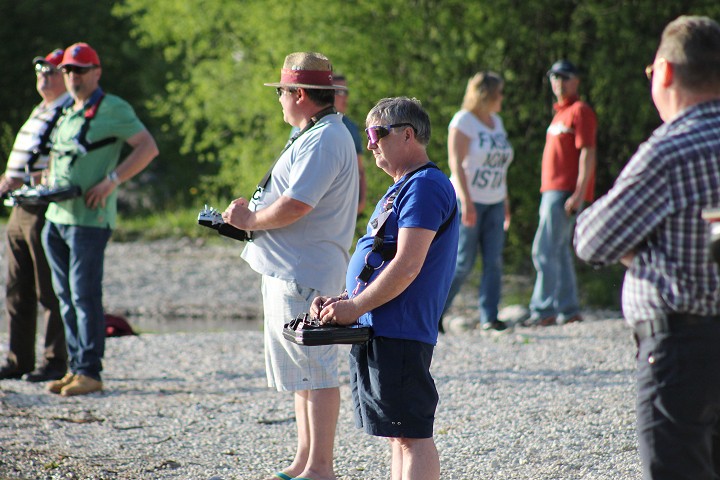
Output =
[
  {"x1": 365, "y1": 123, "x2": 416, "y2": 144},
  {"x1": 35, "y1": 64, "x2": 58, "y2": 76},
  {"x1": 645, "y1": 64, "x2": 654, "y2": 81},
  {"x1": 61, "y1": 65, "x2": 97, "y2": 75},
  {"x1": 335, "y1": 90, "x2": 349, "y2": 97},
  {"x1": 275, "y1": 87, "x2": 297, "y2": 97}
]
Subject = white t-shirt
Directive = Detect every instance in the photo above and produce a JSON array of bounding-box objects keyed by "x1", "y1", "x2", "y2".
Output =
[
  {"x1": 448, "y1": 109, "x2": 514, "y2": 204},
  {"x1": 241, "y1": 113, "x2": 358, "y2": 294}
]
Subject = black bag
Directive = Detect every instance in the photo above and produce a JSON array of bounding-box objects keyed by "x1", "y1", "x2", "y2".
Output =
[{"x1": 283, "y1": 313, "x2": 372, "y2": 346}]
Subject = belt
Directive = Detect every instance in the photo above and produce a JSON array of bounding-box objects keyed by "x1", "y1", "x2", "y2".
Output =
[{"x1": 634, "y1": 313, "x2": 720, "y2": 341}]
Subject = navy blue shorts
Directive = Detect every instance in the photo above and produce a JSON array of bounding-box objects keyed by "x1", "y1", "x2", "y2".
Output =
[{"x1": 349, "y1": 336, "x2": 437, "y2": 438}]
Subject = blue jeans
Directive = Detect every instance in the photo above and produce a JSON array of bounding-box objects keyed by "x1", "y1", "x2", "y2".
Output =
[
  {"x1": 41, "y1": 222, "x2": 111, "y2": 381},
  {"x1": 529, "y1": 191, "x2": 579, "y2": 320},
  {"x1": 442, "y1": 200, "x2": 505, "y2": 325},
  {"x1": 636, "y1": 323, "x2": 720, "y2": 480}
]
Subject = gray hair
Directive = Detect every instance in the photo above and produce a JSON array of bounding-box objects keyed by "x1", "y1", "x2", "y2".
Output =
[{"x1": 366, "y1": 97, "x2": 431, "y2": 146}]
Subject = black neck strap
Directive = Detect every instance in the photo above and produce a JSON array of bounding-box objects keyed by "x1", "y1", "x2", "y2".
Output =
[
  {"x1": 357, "y1": 163, "x2": 457, "y2": 285},
  {"x1": 255, "y1": 106, "x2": 337, "y2": 192}
]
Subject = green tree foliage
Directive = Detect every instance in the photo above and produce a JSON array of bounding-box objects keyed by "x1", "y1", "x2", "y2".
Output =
[
  {"x1": 115, "y1": 0, "x2": 720, "y2": 269},
  {"x1": 0, "y1": 0, "x2": 191, "y2": 208},
  {"x1": 3, "y1": 0, "x2": 720, "y2": 282}
]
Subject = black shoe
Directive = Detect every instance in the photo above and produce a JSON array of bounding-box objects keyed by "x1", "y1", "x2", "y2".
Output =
[
  {"x1": 0, "y1": 363, "x2": 28, "y2": 380},
  {"x1": 23, "y1": 365, "x2": 67, "y2": 383},
  {"x1": 482, "y1": 320, "x2": 509, "y2": 332}
]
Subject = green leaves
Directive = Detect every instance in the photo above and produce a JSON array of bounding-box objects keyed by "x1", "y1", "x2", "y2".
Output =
[{"x1": 4, "y1": 0, "x2": 720, "y2": 278}]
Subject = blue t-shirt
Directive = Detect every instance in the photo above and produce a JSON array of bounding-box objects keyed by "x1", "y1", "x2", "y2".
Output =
[
  {"x1": 346, "y1": 163, "x2": 459, "y2": 345},
  {"x1": 341, "y1": 115, "x2": 363, "y2": 154}
]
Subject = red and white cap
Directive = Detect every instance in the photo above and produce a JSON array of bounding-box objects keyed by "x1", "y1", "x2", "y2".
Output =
[
  {"x1": 59, "y1": 42, "x2": 101, "y2": 68},
  {"x1": 32, "y1": 48, "x2": 65, "y2": 68}
]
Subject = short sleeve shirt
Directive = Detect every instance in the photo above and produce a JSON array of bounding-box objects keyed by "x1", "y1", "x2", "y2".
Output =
[
  {"x1": 46, "y1": 91, "x2": 146, "y2": 229},
  {"x1": 242, "y1": 113, "x2": 359, "y2": 294},
  {"x1": 342, "y1": 115, "x2": 364, "y2": 154},
  {"x1": 541, "y1": 96, "x2": 597, "y2": 202},
  {"x1": 346, "y1": 165, "x2": 459, "y2": 345},
  {"x1": 449, "y1": 109, "x2": 514, "y2": 204}
]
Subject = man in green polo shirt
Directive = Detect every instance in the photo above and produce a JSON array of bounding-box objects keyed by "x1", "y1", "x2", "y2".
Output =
[{"x1": 42, "y1": 42, "x2": 159, "y2": 397}]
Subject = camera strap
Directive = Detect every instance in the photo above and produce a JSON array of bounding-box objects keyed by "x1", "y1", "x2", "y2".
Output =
[{"x1": 355, "y1": 163, "x2": 456, "y2": 291}]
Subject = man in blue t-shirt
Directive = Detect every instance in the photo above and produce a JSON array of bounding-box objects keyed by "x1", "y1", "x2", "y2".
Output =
[{"x1": 311, "y1": 97, "x2": 458, "y2": 480}]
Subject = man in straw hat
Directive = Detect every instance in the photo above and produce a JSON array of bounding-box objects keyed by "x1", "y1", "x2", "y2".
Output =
[{"x1": 223, "y1": 52, "x2": 358, "y2": 480}]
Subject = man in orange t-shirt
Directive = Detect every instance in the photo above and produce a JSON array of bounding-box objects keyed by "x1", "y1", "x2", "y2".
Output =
[{"x1": 525, "y1": 59, "x2": 597, "y2": 327}]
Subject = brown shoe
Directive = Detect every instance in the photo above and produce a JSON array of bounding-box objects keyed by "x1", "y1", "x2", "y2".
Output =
[
  {"x1": 60, "y1": 374, "x2": 103, "y2": 397},
  {"x1": 537, "y1": 316, "x2": 558, "y2": 327},
  {"x1": 562, "y1": 314, "x2": 583, "y2": 324},
  {"x1": 47, "y1": 373, "x2": 75, "y2": 394}
]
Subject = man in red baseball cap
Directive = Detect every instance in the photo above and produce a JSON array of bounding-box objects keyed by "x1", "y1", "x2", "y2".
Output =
[
  {"x1": 0, "y1": 48, "x2": 72, "y2": 383},
  {"x1": 43, "y1": 42, "x2": 159, "y2": 397},
  {"x1": 60, "y1": 42, "x2": 101, "y2": 67},
  {"x1": 58, "y1": 42, "x2": 102, "y2": 101}
]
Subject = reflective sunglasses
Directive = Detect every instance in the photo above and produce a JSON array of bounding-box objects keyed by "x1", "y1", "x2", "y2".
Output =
[
  {"x1": 365, "y1": 123, "x2": 415, "y2": 144},
  {"x1": 61, "y1": 65, "x2": 97, "y2": 75},
  {"x1": 35, "y1": 63, "x2": 58, "y2": 76}
]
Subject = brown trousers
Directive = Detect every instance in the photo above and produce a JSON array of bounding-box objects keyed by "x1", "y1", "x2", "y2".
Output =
[{"x1": 5, "y1": 205, "x2": 66, "y2": 371}]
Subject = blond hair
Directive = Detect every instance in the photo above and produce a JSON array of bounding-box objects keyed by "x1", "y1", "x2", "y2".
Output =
[{"x1": 461, "y1": 72, "x2": 504, "y2": 112}]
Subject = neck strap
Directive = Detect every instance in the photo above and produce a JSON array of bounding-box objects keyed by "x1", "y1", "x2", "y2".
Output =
[{"x1": 255, "y1": 106, "x2": 336, "y2": 192}]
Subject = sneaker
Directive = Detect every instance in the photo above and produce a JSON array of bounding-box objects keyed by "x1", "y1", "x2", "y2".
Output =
[
  {"x1": 23, "y1": 364, "x2": 67, "y2": 383},
  {"x1": 47, "y1": 373, "x2": 75, "y2": 394},
  {"x1": 482, "y1": 320, "x2": 510, "y2": 332},
  {"x1": 0, "y1": 363, "x2": 29, "y2": 380},
  {"x1": 60, "y1": 374, "x2": 103, "y2": 397}
]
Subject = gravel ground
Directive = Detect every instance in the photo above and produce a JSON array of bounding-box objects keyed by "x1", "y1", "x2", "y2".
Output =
[{"x1": 0, "y1": 235, "x2": 642, "y2": 479}]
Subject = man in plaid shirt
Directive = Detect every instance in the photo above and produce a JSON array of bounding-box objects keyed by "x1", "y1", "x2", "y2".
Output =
[{"x1": 574, "y1": 16, "x2": 720, "y2": 480}]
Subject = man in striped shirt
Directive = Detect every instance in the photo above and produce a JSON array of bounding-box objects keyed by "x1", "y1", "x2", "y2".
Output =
[
  {"x1": 0, "y1": 49, "x2": 72, "y2": 382},
  {"x1": 575, "y1": 16, "x2": 720, "y2": 480}
]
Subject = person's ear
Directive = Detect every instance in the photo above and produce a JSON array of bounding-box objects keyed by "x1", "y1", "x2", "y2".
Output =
[{"x1": 657, "y1": 58, "x2": 673, "y2": 87}]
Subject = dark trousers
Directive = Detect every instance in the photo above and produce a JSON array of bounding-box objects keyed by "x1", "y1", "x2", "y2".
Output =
[
  {"x1": 5, "y1": 205, "x2": 66, "y2": 372},
  {"x1": 636, "y1": 322, "x2": 720, "y2": 480}
]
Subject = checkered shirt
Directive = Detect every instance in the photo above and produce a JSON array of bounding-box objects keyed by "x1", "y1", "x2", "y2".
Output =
[{"x1": 575, "y1": 100, "x2": 720, "y2": 325}]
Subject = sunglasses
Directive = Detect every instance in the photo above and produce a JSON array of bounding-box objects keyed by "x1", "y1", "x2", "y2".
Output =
[
  {"x1": 645, "y1": 64, "x2": 654, "y2": 81},
  {"x1": 549, "y1": 73, "x2": 572, "y2": 81},
  {"x1": 365, "y1": 123, "x2": 416, "y2": 144},
  {"x1": 275, "y1": 87, "x2": 297, "y2": 97},
  {"x1": 34, "y1": 64, "x2": 58, "y2": 76},
  {"x1": 61, "y1": 65, "x2": 97, "y2": 75}
]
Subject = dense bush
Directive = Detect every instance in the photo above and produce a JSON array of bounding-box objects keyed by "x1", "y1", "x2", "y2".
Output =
[{"x1": 2, "y1": 1, "x2": 719, "y2": 307}]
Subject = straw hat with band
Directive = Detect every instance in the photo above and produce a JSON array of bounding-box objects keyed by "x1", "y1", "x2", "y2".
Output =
[{"x1": 264, "y1": 52, "x2": 347, "y2": 91}]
